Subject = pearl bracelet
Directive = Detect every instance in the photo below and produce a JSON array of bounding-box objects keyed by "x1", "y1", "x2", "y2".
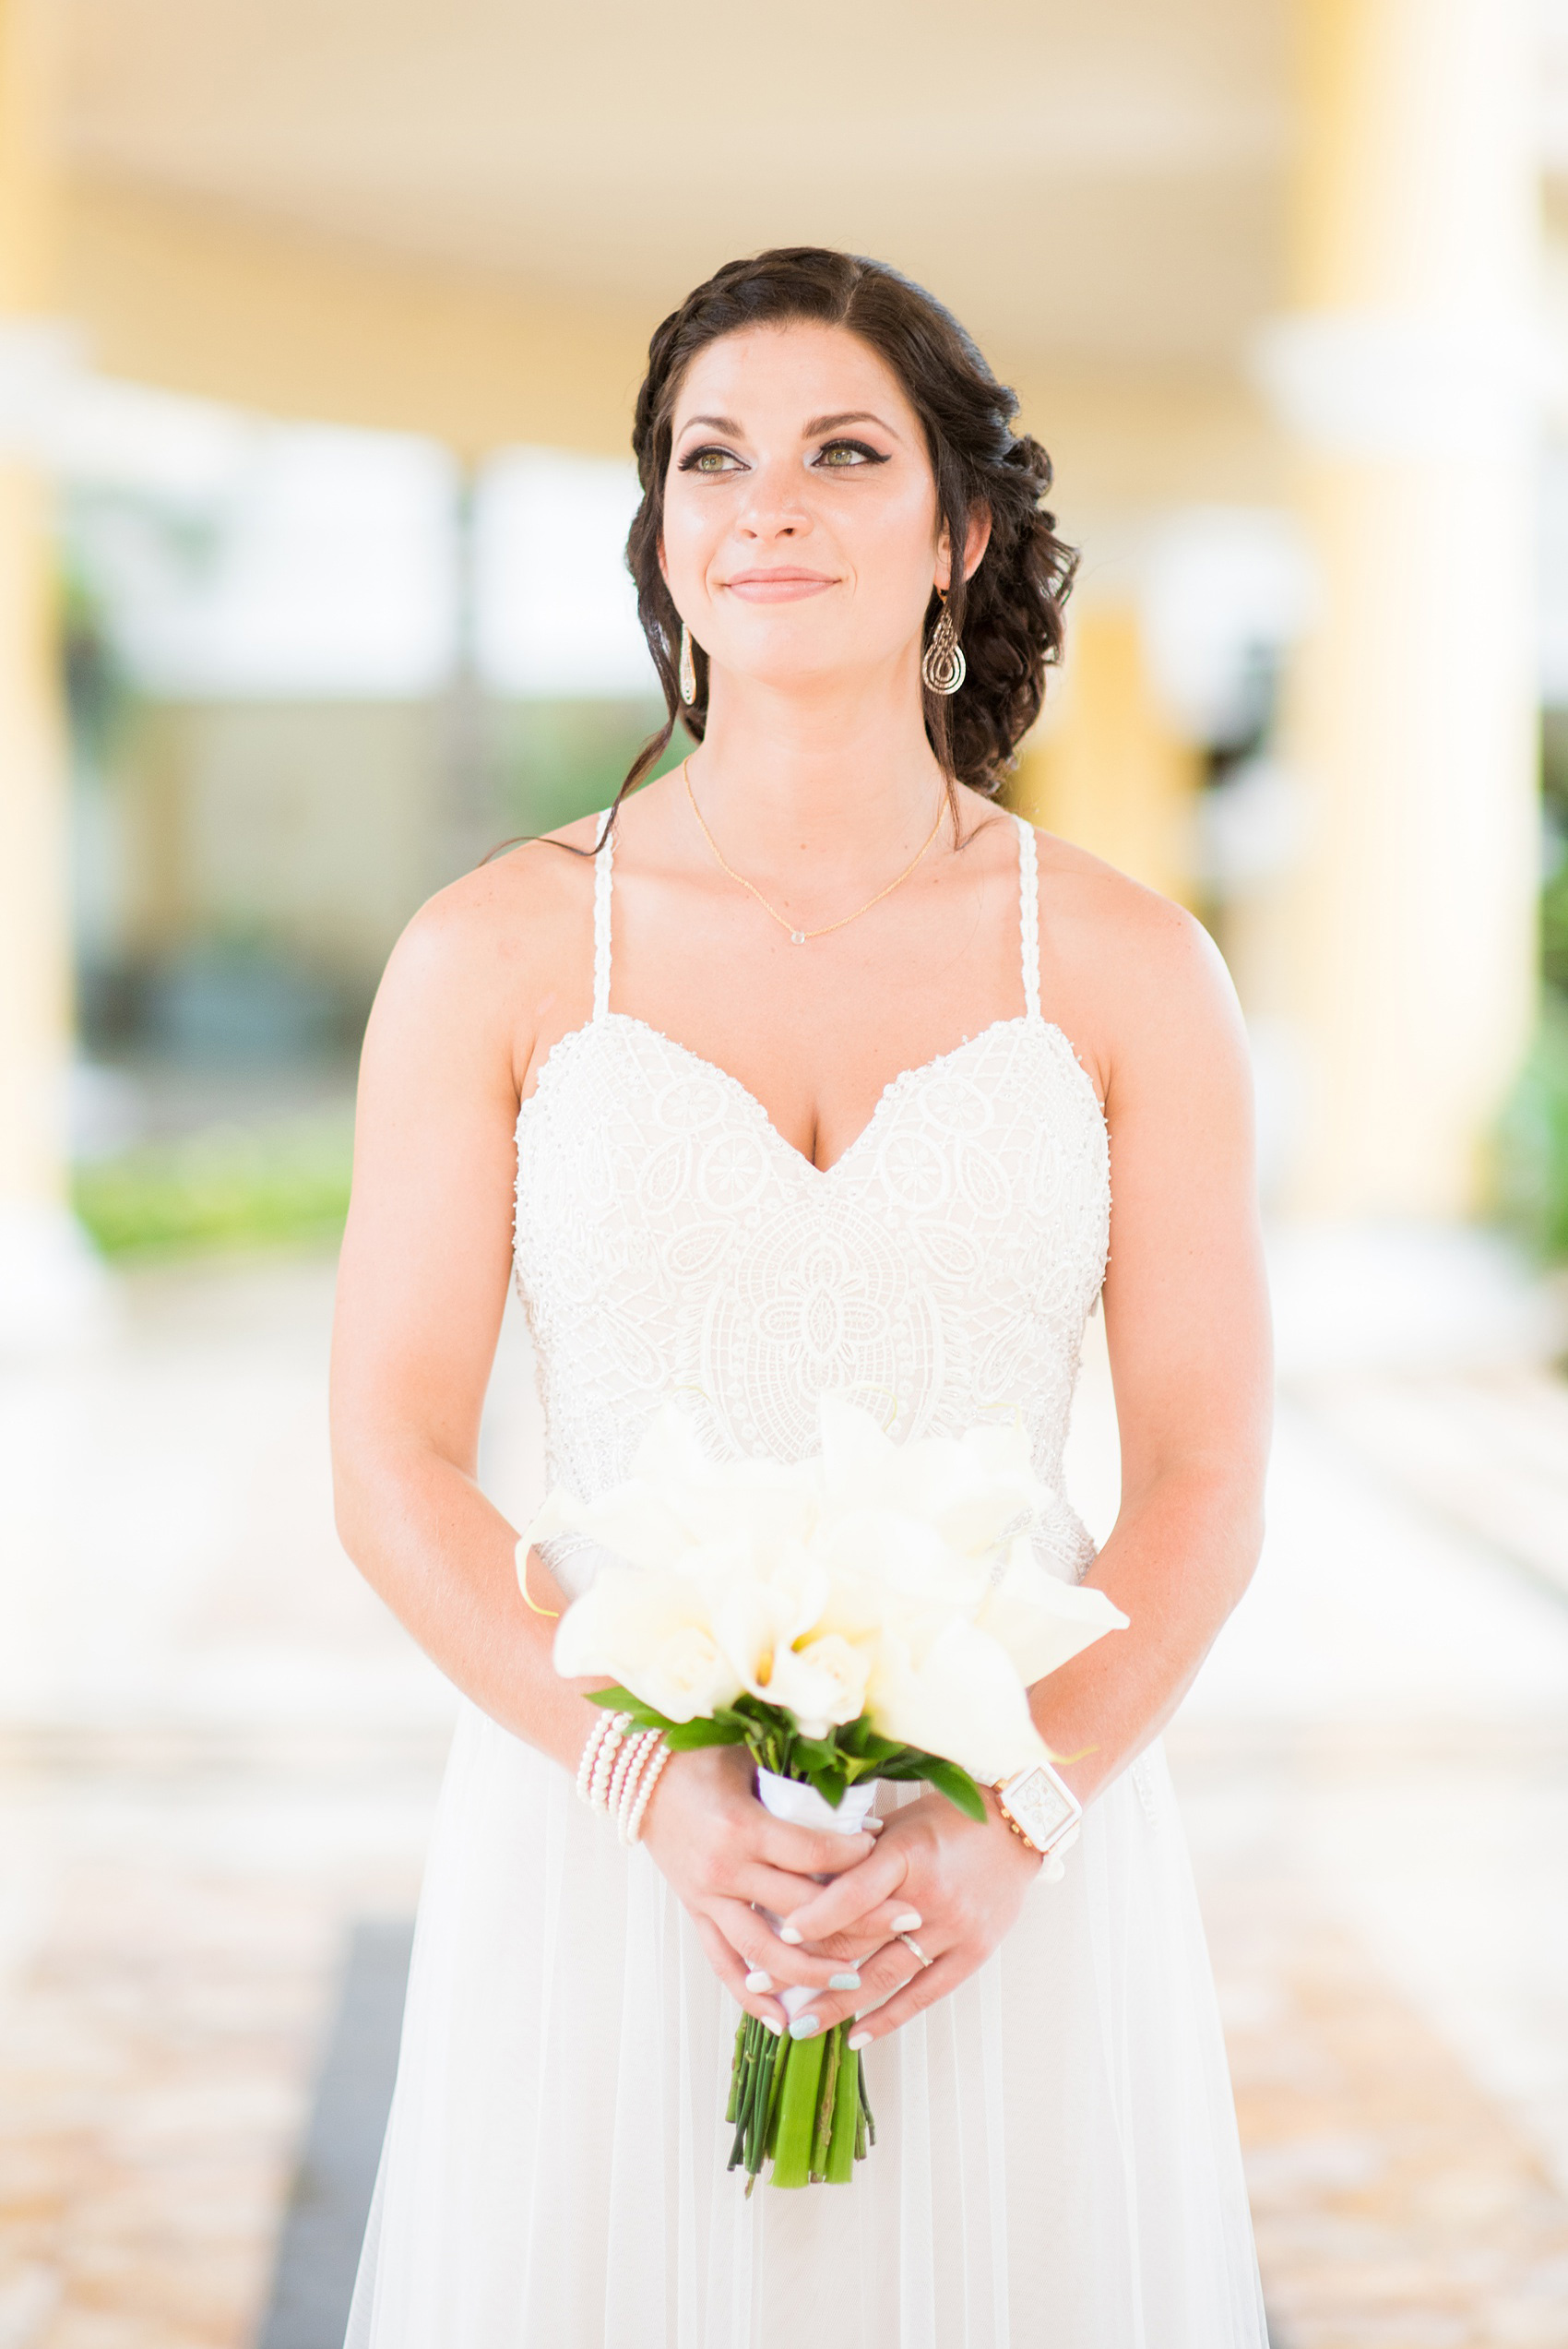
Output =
[
  {"x1": 613, "y1": 1729, "x2": 662, "y2": 1838},
  {"x1": 623, "y1": 1738, "x2": 672, "y2": 1843},
  {"x1": 576, "y1": 1711, "x2": 618, "y2": 1803},
  {"x1": 585, "y1": 1711, "x2": 633, "y2": 1812},
  {"x1": 576, "y1": 1711, "x2": 671, "y2": 1842},
  {"x1": 607, "y1": 1725, "x2": 659, "y2": 1819}
]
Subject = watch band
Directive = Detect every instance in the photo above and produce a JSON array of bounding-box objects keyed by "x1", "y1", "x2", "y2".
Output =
[{"x1": 992, "y1": 1758, "x2": 1082, "y2": 1860}]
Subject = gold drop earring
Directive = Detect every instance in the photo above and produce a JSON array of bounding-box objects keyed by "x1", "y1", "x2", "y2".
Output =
[
  {"x1": 679, "y1": 624, "x2": 698, "y2": 707},
  {"x1": 921, "y1": 590, "x2": 966, "y2": 696}
]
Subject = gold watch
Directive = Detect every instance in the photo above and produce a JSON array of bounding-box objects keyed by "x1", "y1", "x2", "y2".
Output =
[{"x1": 992, "y1": 1759, "x2": 1082, "y2": 1864}]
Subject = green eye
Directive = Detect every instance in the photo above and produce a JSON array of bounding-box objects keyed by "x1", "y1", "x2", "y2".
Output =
[
  {"x1": 816, "y1": 439, "x2": 885, "y2": 469},
  {"x1": 680, "y1": 445, "x2": 739, "y2": 474}
]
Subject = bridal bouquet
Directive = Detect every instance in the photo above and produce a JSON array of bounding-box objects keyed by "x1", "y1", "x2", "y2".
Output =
[{"x1": 525, "y1": 1394, "x2": 1126, "y2": 2191}]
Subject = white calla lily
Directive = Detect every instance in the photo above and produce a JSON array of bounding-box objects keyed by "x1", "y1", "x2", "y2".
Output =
[
  {"x1": 632, "y1": 1402, "x2": 817, "y2": 1552},
  {"x1": 536, "y1": 1388, "x2": 1127, "y2": 1772},
  {"x1": 976, "y1": 1536, "x2": 1129, "y2": 1685},
  {"x1": 866, "y1": 1616, "x2": 1051, "y2": 1783},
  {"x1": 527, "y1": 1479, "x2": 693, "y2": 1571},
  {"x1": 714, "y1": 1556, "x2": 831, "y2": 1702},
  {"x1": 550, "y1": 1562, "x2": 742, "y2": 1722},
  {"x1": 814, "y1": 1508, "x2": 987, "y2": 1614}
]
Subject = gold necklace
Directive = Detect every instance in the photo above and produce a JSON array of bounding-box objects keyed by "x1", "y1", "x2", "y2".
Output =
[{"x1": 683, "y1": 758, "x2": 947, "y2": 945}]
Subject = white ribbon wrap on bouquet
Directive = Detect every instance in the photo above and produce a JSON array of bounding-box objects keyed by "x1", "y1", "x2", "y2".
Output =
[{"x1": 755, "y1": 1767, "x2": 879, "y2": 2023}]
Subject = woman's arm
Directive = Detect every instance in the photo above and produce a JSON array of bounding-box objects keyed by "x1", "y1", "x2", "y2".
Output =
[
  {"x1": 1028, "y1": 892, "x2": 1272, "y2": 1796},
  {"x1": 329, "y1": 854, "x2": 885, "y2": 2032},
  {"x1": 329, "y1": 863, "x2": 595, "y2": 1769},
  {"x1": 776, "y1": 885, "x2": 1271, "y2": 2042}
]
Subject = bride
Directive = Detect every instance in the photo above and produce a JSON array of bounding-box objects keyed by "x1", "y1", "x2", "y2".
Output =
[{"x1": 331, "y1": 247, "x2": 1271, "y2": 2346}]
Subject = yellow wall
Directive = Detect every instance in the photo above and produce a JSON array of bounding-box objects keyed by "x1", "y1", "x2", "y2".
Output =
[
  {"x1": 1011, "y1": 607, "x2": 1202, "y2": 909},
  {"x1": 1266, "y1": 0, "x2": 1538, "y2": 1216},
  {"x1": 63, "y1": 181, "x2": 651, "y2": 462}
]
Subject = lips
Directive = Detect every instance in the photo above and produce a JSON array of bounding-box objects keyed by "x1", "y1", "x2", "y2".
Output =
[{"x1": 722, "y1": 569, "x2": 837, "y2": 601}]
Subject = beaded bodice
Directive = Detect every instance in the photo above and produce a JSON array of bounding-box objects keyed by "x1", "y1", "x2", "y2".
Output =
[{"x1": 512, "y1": 812, "x2": 1111, "y2": 1588}]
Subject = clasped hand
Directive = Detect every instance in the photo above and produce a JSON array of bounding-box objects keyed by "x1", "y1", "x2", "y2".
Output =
[{"x1": 640, "y1": 1746, "x2": 1041, "y2": 2047}]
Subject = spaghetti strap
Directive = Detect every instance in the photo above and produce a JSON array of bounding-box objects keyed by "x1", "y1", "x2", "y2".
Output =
[
  {"x1": 591, "y1": 809, "x2": 614, "y2": 1022},
  {"x1": 1014, "y1": 812, "x2": 1041, "y2": 1020}
]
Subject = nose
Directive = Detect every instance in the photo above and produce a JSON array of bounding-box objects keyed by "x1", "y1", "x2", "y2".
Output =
[{"x1": 733, "y1": 450, "x2": 810, "y2": 543}]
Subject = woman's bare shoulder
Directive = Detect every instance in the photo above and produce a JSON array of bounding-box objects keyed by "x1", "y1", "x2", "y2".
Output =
[
  {"x1": 1026, "y1": 821, "x2": 1241, "y2": 1079},
  {"x1": 371, "y1": 814, "x2": 603, "y2": 1055}
]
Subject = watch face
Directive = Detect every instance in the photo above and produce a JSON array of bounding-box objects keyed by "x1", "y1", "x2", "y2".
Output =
[{"x1": 1006, "y1": 1767, "x2": 1077, "y2": 1851}]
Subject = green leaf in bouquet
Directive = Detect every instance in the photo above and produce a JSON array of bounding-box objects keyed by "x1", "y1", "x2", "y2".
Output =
[
  {"x1": 663, "y1": 1716, "x2": 750, "y2": 1751},
  {"x1": 585, "y1": 1688, "x2": 754, "y2": 1750},
  {"x1": 802, "y1": 1760, "x2": 849, "y2": 1807},
  {"x1": 866, "y1": 1743, "x2": 988, "y2": 1820},
  {"x1": 913, "y1": 1757, "x2": 989, "y2": 1821},
  {"x1": 583, "y1": 1686, "x2": 675, "y2": 1729},
  {"x1": 791, "y1": 1733, "x2": 843, "y2": 1777},
  {"x1": 732, "y1": 1694, "x2": 789, "y2": 1730},
  {"x1": 833, "y1": 1716, "x2": 904, "y2": 1766}
]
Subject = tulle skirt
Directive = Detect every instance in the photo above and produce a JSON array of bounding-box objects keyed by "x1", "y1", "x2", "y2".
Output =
[{"x1": 345, "y1": 1701, "x2": 1265, "y2": 2349}]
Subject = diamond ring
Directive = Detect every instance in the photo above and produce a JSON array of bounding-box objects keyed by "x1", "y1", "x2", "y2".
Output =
[{"x1": 897, "y1": 1931, "x2": 932, "y2": 1968}]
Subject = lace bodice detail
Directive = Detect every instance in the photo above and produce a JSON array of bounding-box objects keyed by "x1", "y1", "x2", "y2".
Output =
[{"x1": 512, "y1": 812, "x2": 1111, "y2": 1585}]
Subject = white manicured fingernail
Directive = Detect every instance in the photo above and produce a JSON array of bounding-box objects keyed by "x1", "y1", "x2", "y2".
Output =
[
  {"x1": 891, "y1": 1911, "x2": 922, "y2": 1932},
  {"x1": 789, "y1": 2013, "x2": 820, "y2": 2040},
  {"x1": 829, "y1": 1972, "x2": 861, "y2": 1990},
  {"x1": 764, "y1": 2016, "x2": 783, "y2": 2036},
  {"x1": 848, "y1": 2030, "x2": 872, "y2": 2051},
  {"x1": 745, "y1": 1971, "x2": 773, "y2": 1992},
  {"x1": 779, "y1": 1926, "x2": 802, "y2": 1945}
]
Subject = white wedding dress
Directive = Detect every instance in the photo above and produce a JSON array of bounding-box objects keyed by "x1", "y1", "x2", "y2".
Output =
[{"x1": 346, "y1": 813, "x2": 1267, "y2": 2349}]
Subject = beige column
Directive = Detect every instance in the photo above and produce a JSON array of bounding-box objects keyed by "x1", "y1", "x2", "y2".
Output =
[
  {"x1": 1258, "y1": 0, "x2": 1538, "y2": 1216},
  {"x1": 1011, "y1": 605, "x2": 1201, "y2": 908},
  {"x1": 0, "y1": 0, "x2": 95, "y2": 1343}
]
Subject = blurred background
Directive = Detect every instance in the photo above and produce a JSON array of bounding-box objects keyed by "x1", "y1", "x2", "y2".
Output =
[{"x1": 2, "y1": 3, "x2": 1568, "y2": 2344}]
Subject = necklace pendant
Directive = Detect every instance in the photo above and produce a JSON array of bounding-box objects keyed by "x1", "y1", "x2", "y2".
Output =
[{"x1": 790, "y1": 929, "x2": 806, "y2": 945}]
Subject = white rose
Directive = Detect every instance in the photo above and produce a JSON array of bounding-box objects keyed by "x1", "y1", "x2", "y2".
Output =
[
  {"x1": 767, "y1": 1633, "x2": 872, "y2": 1740},
  {"x1": 636, "y1": 1620, "x2": 745, "y2": 1723}
]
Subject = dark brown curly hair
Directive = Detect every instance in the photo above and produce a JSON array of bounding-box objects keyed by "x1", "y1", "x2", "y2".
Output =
[{"x1": 604, "y1": 246, "x2": 1075, "y2": 828}]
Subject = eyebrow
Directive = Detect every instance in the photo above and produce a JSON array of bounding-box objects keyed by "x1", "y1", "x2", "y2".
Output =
[
  {"x1": 673, "y1": 408, "x2": 900, "y2": 442},
  {"x1": 803, "y1": 410, "x2": 897, "y2": 439}
]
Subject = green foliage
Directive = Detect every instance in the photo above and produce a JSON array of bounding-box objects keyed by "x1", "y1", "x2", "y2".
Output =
[
  {"x1": 1493, "y1": 999, "x2": 1568, "y2": 1261},
  {"x1": 586, "y1": 1686, "x2": 988, "y2": 1821},
  {"x1": 1544, "y1": 860, "x2": 1568, "y2": 1000},
  {"x1": 73, "y1": 1113, "x2": 354, "y2": 1259},
  {"x1": 493, "y1": 698, "x2": 685, "y2": 841}
]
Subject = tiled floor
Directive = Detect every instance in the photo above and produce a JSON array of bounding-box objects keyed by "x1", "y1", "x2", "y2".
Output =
[{"x1": 1, "y1": 1245, "x2": 1566, "y2": 2347}]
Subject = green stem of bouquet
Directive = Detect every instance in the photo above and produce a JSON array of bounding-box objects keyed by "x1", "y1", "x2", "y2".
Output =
[
  {"x1": 770, "y1": 2026, "x2": 826, "y2": 2189},
  {"x1": 825, "y1": 2039, "x2": 861, "y2": 2182},
  {"x1": 729, "y1": 2018, "x2": 872, "y2": 2192}
]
